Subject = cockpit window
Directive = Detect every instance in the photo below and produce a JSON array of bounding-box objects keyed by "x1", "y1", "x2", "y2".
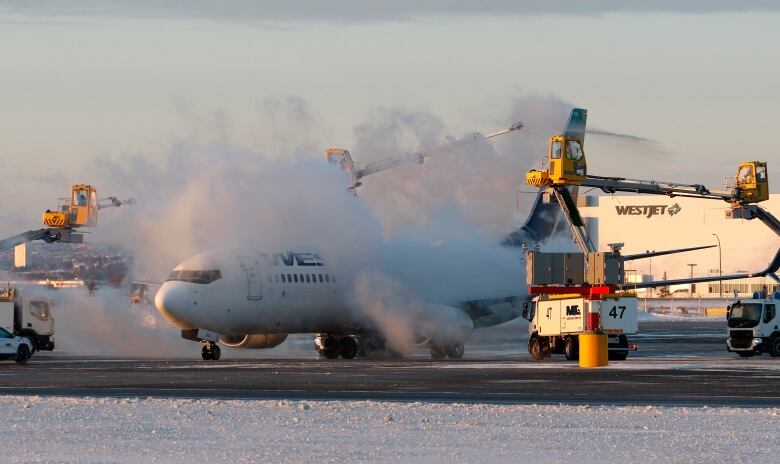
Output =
[{"x1": 166, "y1": 270, "x2": 223, "y2": 284}]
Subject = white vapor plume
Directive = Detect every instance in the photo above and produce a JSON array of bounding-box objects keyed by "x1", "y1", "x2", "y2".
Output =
[{"x1": 44, "y1": 94, "x2": 579, "y2": 357}]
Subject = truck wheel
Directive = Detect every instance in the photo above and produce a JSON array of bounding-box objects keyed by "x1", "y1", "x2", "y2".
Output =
[
  {"x1": 15, "y1": 345, "x2": 30, "y2": 365},
  {"x1": 737, "y1": 351, "x2": 754, "y2": 358},
  {"x1": 771, "y1": 338, "x2": 780, "y2": 357},
  {"x1": 608, "y1": 335, "x2": 629, "y2": 361},
  {"x1": 564, "y1": 337, "x2": 578, "y2": 361},
  {"x1": 529, "y1": 337, "x2": 544, "y2": 361}
]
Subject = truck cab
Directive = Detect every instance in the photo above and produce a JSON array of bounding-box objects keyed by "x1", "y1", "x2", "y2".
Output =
[
  {"x1": 726, "y1": 291, "x2": 779, "y2": 357},
  {"x1": 0, "y1": 289, "x2": 55, "y2": 353}
]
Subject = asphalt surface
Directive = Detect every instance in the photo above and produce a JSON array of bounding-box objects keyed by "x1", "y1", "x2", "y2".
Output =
[{"x1": 1, "y1": 320, "x2": 779, "y2": 407}]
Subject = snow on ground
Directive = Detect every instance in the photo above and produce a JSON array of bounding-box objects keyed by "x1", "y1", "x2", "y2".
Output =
[{"x1": 1, "y1": 396, "x2": 778, "y2": 463}]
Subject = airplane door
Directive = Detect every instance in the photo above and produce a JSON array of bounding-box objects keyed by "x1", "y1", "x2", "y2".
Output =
[{"x1": 238, "y1": 256, "x2": 263, "y2": 300}]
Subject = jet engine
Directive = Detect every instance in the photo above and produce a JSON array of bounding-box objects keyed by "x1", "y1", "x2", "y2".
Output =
[{"x1": 218, "y1": 333, "x2": 288, "y2": 349}]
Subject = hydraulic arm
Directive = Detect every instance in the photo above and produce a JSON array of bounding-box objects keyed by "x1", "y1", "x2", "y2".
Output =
[{"x1": 525, "y1": 108, "x2": 778, "y2": 258}]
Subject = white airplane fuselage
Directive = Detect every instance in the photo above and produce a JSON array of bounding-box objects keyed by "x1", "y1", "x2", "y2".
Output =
[{"x1": 155, "y1": 249, "x2": 369, "y2": 336}]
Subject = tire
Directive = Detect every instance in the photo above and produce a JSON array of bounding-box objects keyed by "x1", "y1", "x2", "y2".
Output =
[
  {"x1": 339, "y1": 337, "x2": 358, "y2": 360},
  {"x1": 201, "y1": 345, "x2": 211, "y2": 360},
  {"x1": 564, "y1": 337, "x2": 578, "y2": 361},
  {"x1": 323, "y1": 347, "x2": 340, "y2": 359},
  {"x1": 430, "y1": 345, "x2": 447, "y2": 360},
  {"x1": 446, "y1": 344, "x2": 464, "y2": 360},
  {"x1": 771, "y1": 338, "x2": 780, "y2": 358},
  {"x1": 15, "y1": 345, "x2": 30, "y2": 365},
  {"x1": 529, "y1": 337, "x2": 544, "y2": 361},
  {"x1": 211, "y1": 345, "x2": 221, "y2": 360},
  {"x1": 737, "y1": 351, "x2": 754, "y2": 358},
  {"x1": 608, "y1": 335, "x2": 629, "y2": 361}
]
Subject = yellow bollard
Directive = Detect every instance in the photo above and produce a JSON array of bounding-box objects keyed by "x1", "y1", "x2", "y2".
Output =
[{"x1": 578, "y1": 332, "x2": 608, "y2": 368}]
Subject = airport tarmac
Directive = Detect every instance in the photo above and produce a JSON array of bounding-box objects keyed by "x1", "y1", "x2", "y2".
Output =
[{"x1": 2, "y1": 320, "x2": 778, "y2": 407}]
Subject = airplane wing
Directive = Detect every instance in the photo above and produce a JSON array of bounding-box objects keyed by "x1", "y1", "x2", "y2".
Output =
[
  {"x1": 630, "y1": 248, "x2": 780, "y2": 289},
  {"x1": 457, "y1": 296, "x2": 527, "y2": 328}
]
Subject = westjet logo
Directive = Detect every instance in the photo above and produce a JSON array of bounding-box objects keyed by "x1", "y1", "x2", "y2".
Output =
[
  {"x1": 258, "y1": 252, "x2": 325, "y2": 266},
  {"x1": 614, "y1": 203, "x2": 682, "y2": 218}
]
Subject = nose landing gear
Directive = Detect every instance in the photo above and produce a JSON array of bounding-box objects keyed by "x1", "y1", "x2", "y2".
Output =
[{"x1": 201, "y1": 342, "x2": 221, "y2": 361}]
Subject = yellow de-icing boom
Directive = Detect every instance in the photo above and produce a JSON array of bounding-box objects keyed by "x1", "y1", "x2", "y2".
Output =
[
  {"x1": 0, "y1": 184, "x2": 134, "y2": 252},
  {"x1": 525, "y1": 108, "x2": 778, "y2": 257},
  {"x1": 43, "y1": 184, "x2": 99, "y2": 229}
]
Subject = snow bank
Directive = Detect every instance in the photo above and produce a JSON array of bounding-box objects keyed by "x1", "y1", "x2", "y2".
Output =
[{"x1": 1, "y1": 396, "x2": 777, "y2": 463}]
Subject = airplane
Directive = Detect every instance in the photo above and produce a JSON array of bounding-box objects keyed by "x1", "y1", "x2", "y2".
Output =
[{"x1": 153, "y1": 121, "x2": 546, "y2": 361}]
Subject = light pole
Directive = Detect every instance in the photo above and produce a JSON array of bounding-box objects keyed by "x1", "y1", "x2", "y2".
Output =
[
  {"x1": 646, "y1": 250, "x2": 655, "y2": 298},
  {"x1": 687, "y1": 263, "x2": 697, "y2": 296},
  {"x1": 712, "y1": 233, "x2": 722, "y2": 297}
]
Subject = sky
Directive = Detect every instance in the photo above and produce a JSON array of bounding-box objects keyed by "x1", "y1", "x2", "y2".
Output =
[{"x1": 1, "y1": 1, "x2": 779, "y2": 237}]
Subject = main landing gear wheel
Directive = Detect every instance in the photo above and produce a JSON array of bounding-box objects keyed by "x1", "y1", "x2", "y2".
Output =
[
  {"x1": 201, "y1": 343, "x2": 221, "y2": 361},
  {"x1": 15, "y1": 345, "x2": 30, "y2": 365},
  {"x1": 339, "y1": 337, "x2": 358, "y2": 360},
  {"x1": 446, "y1": 344, "x2": 464, "y2": 360},
  {"x1": 430, "y1": 345, "x2": 447, "y2": 360}
]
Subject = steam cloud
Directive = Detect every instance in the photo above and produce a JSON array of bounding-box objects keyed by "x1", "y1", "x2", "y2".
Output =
[{"x1": 18, "y1": 95, "x2": 579, "y2": 357}]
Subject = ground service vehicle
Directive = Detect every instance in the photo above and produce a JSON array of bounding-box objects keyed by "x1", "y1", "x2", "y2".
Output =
[
  {"x1": 0, "y1": 288, "x2": 54, "y2": 353},
  {"x1": 726, "y1": 291, "x2": 780, "y2": 357},
  {"x1": 0, "y1": 183, "x2": 134, "y2": 251},
  {"x1": 0, "y1": 328, "x2": 32, "y2": 364},
  {"x1": 524, "y1": 295, "x2": 638, "y2": 361},
  {"x1": 525, "y1": 108, "x2": 778, "y2": 257}
]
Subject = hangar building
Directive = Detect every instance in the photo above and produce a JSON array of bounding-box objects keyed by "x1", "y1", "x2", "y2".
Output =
[{"x1": 578, "y1": 194, "x2": 780, "y2": 297}]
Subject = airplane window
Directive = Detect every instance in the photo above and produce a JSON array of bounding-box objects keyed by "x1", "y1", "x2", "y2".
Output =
[
  {"x1": 293, "y1": 274, "x2": 298, "y2": 283},
  {"x1": 287, "y1": 274, "x2": 292, "y2": 283},
  {"x1": 325, "y1": 275, "x2": 330, "y2": 283},
  {"x1": 299, "y1": 274, "x2": 304, "y2": 283},
  {"x1": 318, "y1": 274, "x2": 323, "y2": 283},
  {"x1": 165, "y1": 270, "x2": 222, "y2": 284},
  {"x1": 306, "y1": 274, "x2": 311, "y2": 283}
]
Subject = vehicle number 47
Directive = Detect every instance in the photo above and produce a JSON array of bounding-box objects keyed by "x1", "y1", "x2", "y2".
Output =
[{"x1": 608, "y1": 305, "x2": 627, "y2": 319}]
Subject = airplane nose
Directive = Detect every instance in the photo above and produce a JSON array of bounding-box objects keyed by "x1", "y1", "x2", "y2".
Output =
[{"x1": 155, "y1": 283, "x2": 190, "y2": 327}]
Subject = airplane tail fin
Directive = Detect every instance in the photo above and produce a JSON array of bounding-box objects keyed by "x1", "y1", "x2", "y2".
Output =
[
  {"x1": 503, "y1": 107, "x2": 588, "y2": 248},
  {"x1": 564, "y1": 108, "x2": 587, "y2": 146},
  {"x1": 502, "y1": 190, "x2": 574, "y2": 247}
]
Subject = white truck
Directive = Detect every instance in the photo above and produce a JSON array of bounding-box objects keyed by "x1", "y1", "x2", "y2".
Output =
[
  {"x1": 0, "y1": 288, "x2": 55, "y2": 353},
  {"x1": 726, "y1": 291, "x2": 780, "y2": 357},
  {"x1": 523, "y1": 295, "x2": 638, "y2": 361}
]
